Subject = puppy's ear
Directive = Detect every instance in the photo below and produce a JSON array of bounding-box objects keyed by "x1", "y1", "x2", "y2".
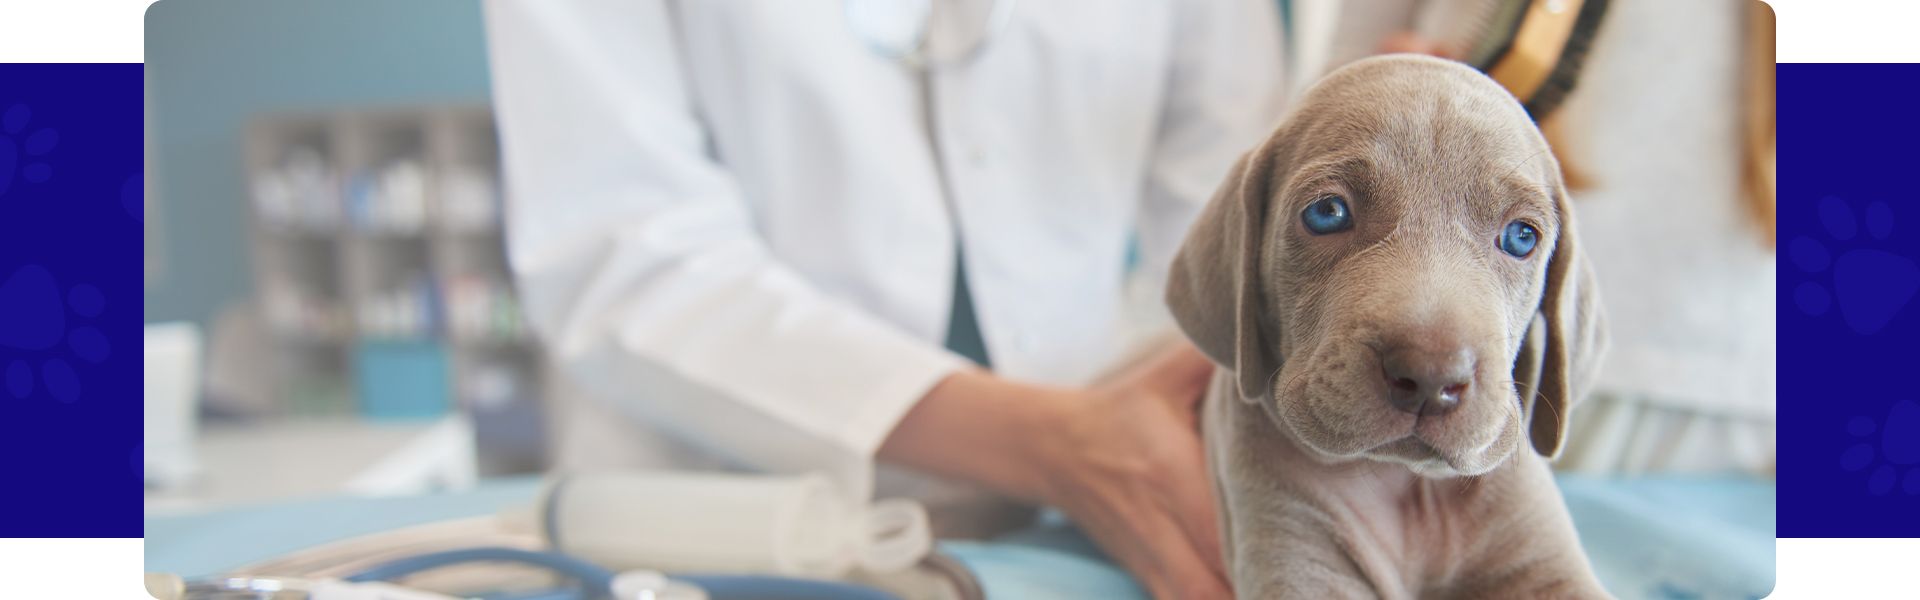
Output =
[
  {"x1": 1516, "y1": 182, "x2": 1607, "y2": 458},
  {"x1": 1166, "y1": 143, "x2": 1284, "y2": 402}
]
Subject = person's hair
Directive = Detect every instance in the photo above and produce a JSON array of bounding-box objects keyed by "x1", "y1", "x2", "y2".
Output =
[
  {"x1": 1538, "y1": 1, "x2": 1774, "y2": 248},
  {"x1": 1741, "y1": 2, "x2": 1776, "y2": 247}
]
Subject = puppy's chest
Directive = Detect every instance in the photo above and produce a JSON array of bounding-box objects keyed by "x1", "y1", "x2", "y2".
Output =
[
  {"x1": 1204, "y1": 380, "x2": 1518, "y2": 593},
  {"x1": 1319, "y1": 475, "x2": 1500, "y2": 580}
]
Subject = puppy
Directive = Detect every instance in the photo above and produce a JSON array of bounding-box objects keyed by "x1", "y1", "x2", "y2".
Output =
[{"x1": 1167, "y1": 55, "x2": 1609, "y2": 598}]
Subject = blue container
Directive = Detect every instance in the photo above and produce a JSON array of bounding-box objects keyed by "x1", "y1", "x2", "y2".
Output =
[{"x1": 355, "y1": 339, "x2": 451, "y2": 420}]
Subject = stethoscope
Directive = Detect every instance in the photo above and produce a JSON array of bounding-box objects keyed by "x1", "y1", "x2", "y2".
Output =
[
  {"x1": 842, "y1": 0, "x2": 1019, "y2": 337},
  {"x1": 163, "y1": 547, "x2": 901, "y2": 600},
  {"x1": 842, "y1": 0, "x2": 1018, "y2": 71}
]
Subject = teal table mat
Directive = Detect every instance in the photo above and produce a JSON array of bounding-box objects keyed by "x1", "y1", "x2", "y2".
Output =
[{"x1": 145, "y1": 477, "x2": 543, "y2": 577}]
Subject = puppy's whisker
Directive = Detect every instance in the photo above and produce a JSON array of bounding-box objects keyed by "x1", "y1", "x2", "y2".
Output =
[
  {"x1": 1508, "y1": 379, "x2": 1562, "y2": 422},
  {"x1": 1540, "y1": 391, "x2": 1565, "y2": 424},
  {"x1": 1508, "y1": 379, "x2": 1539, "y2": 404}
]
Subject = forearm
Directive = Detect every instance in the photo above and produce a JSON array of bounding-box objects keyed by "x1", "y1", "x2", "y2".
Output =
[{"x1": 876, "y1": 369, "x2": 1069, "y2": 502}]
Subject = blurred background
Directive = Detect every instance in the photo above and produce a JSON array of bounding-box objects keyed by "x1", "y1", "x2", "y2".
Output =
[
  {"x1": 140, "y1": 0, "x2": 1780, "y2": 495},
  {"x1": 140, "y1": 1, "x2": 1776, "y2": 597},
  {"x1": 143, "y1": 0, "x2": 526, "y2": 511},
  {"x1": 141, "y1": 0, "x2": 1773, "y2": 542}
]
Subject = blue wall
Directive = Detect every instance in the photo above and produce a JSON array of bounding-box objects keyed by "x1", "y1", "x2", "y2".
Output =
[{"x1": 144, "y1": 0, "x2": 493, "y2": 327}]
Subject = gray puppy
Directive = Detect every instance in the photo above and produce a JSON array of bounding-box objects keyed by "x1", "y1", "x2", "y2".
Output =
[{"x1": 1167, "y1": 55, "x2": 1609, "y2": 599}]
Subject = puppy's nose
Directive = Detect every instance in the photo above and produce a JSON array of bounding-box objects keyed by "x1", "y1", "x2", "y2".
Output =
[{"x1": 1381, "y1": 345, "x2": 1475, "y2": 417}]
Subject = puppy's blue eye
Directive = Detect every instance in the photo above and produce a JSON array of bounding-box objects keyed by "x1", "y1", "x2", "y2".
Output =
[
  {"x1": 1499, "y1": 221, "x2": 1540, "y2": 258},
  {"x1": 1301, "y1": 196, "x2": 1353, "y2": 234}
]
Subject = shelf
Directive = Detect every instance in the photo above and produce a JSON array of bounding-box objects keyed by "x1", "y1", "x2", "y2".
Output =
[
  {"x1": 449, "y1": 336, "x2": 538, "y2": 351},
  {"x1": 441, "y1": 225, "x2": 503, "y2": 238},
  {"x1": 257, "y1": 224, "x2": 344, "y2": 238},
  {"x1": 245, "y1": 104, "x2": 549, "y2": 473},
  {"x1": 347, "y1": 227, "x2": 434, "y2": 239}
]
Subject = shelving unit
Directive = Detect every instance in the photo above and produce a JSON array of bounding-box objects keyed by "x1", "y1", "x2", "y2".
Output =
[{"x1": 244, "y1": 106, "x2": 546, "y2": 474}]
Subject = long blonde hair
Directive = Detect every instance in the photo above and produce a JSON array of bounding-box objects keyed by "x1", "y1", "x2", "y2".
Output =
[{"x1": 1742, "y1": 2, "x2": 1776, "y2": 247}]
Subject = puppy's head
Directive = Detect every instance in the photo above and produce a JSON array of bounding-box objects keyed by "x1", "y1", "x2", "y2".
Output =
[{"x1": 1168, "y1": 55, "x2": 1605, "y2": 477}]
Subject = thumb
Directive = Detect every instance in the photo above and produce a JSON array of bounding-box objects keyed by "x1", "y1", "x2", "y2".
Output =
[{"x1": 1143, "y1": 342, "x2": 1216, "y2": 403}]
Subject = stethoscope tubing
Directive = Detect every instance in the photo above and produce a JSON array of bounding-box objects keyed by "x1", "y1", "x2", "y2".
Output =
[{"x1": 341, "y1": 546, "x2": 902, "y2": 600}]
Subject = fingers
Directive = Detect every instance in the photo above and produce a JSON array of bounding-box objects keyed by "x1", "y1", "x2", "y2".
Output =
[
  {"x1": 1098, "y1": 500, "x2": 1228, "y2": 600},
  {"x1": 1165, "y1": 448, "x2": 1231, "y2": 586},
  {"x1": 1136, "y1": 395, "x2": 1233, "y2": 598},
  {"x1": 1065, "y1": 341, "x2": 1232, "y2": 599},
  {"x1": 1137, "y1": 509, "x2": 1233, "y2": 600},
  {"x1": 1378, "y1": 31, "x2": 1454, "y2": 60}
]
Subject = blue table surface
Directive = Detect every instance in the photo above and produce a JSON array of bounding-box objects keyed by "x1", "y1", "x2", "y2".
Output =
[{"x1": 146, "y1": 474, "x2": 1775, "y2": 600}]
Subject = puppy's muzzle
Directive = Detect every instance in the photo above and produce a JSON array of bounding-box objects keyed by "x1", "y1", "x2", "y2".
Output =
[{"x1": 1379, "y1": 335, "x2": 1477, "y2": 417}]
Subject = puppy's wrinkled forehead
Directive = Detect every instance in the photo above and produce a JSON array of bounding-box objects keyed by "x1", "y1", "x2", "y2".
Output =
[{"x1": 1276, "y1": 57, "x2": 1556, "y2": 203}]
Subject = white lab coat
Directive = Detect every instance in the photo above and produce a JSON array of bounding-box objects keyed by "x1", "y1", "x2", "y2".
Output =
[{"x1": 484, "y1": 0, "x2": 1284, "y2": 499}]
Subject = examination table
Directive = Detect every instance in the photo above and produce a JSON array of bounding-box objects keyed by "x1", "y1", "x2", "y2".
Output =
[{"x1": 146, "y1": 475, "x2": 1774, "y2": 599}]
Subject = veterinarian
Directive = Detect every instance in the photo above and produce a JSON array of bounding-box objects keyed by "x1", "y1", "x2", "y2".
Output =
[{"x1": 484, "y1": 1, "x2": 1284, "y2": 598}]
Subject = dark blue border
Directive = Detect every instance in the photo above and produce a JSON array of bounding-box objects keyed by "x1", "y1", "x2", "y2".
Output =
[
  {"x1": 1777, "y1": 63, "x2": 1920, "y2": 537},
  {"x1": 0, "y1": 63, "x2": 144, "y2": 537}
]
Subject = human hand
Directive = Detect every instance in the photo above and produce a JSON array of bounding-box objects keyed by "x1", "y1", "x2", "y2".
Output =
[
  {"x1": 1379, "y1": 31, "x2": 1453, "y2": 59},
  {"x1": 876, "y1": 341, "x2": 1228, "y2": 598},
  {"x1": 1031, "y1": 343, "x2": 1229, "y2": 600}
]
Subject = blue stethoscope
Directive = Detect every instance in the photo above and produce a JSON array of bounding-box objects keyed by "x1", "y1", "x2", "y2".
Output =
[{"x1": 179, "y1": 547, "x2": 899, "y2": 600}]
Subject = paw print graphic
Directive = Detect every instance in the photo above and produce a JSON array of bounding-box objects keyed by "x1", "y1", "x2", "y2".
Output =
[
  {"x1": 1840, "y1": 400, "x2": 1920, "y2": 496},
  {"x1": 0, "y1": 103, "x2": 58, "y2": 198},
  {"x1": 0, "y1": 265, "x2": 109, "y2": 403},
  {"x1": 1789, "y1": 196, "x2": 1919, "y2": 334}
]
